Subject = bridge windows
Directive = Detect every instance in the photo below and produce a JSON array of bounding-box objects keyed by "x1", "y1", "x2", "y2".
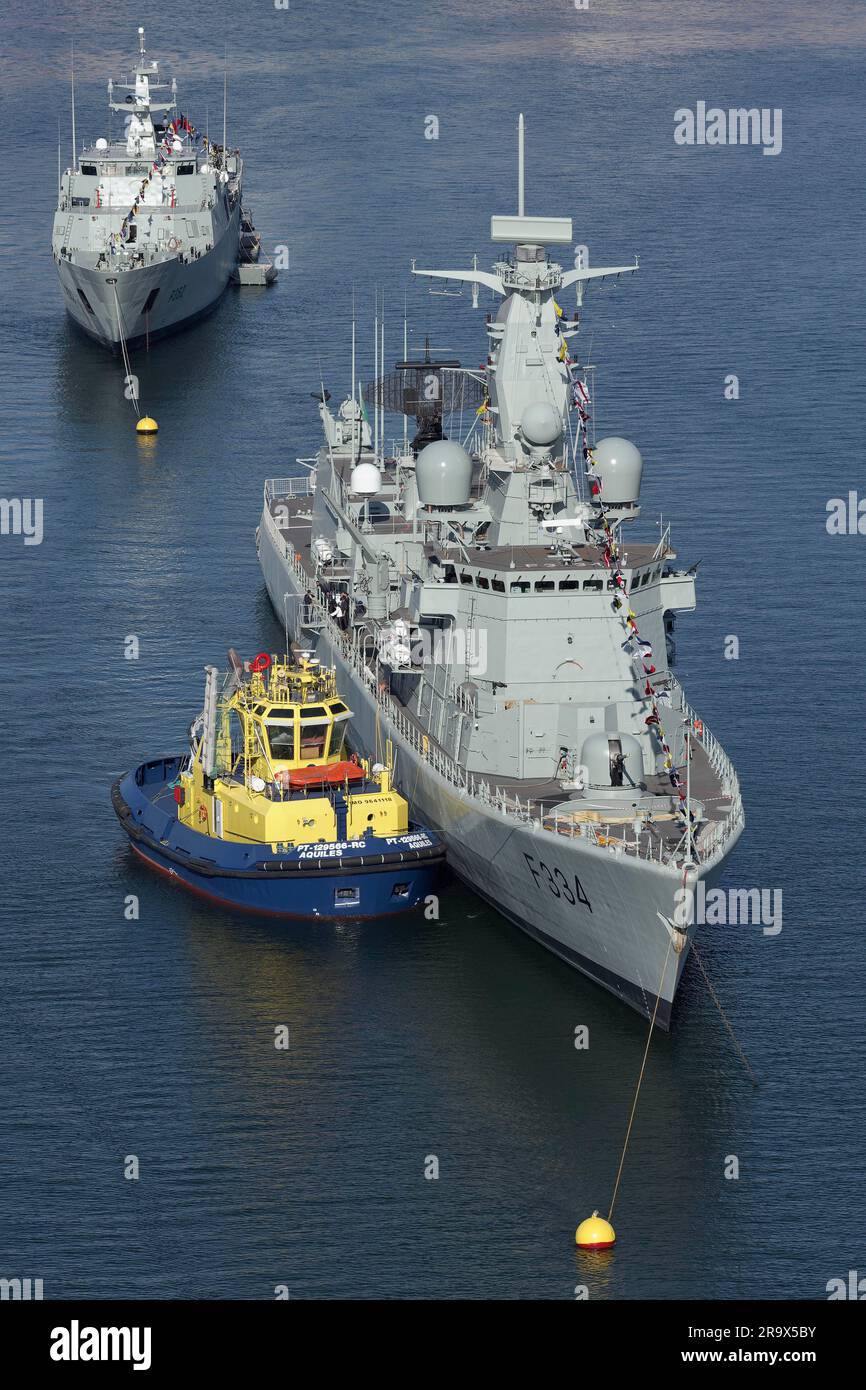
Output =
[{"x1": 265, "y1": 721, "x2": 295, "y2": 760}]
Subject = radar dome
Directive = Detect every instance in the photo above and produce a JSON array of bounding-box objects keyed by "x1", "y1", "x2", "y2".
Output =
[
  {"x1": 581, "y1": 732, "x2": 643, "y2": 792},
  {"x1": 521, "y1": 402, "x2": 562, "y2": 448},
  {"x1": 416, "y1": 440, "x2": 473, "y2": 506},
  {"x1": 350, "y1": 461, "x2": 381, "y2": 495},
  {"x1": 95, "y1": 137, "x2": 109, "y2": 150},
  {"x1": 591, "y1": 437, "x2": 643, "y2": 506}
]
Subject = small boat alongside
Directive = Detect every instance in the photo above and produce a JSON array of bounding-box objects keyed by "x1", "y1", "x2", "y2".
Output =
[{"x1": 112, "y1": 651, "x2": 444, "y2": 918}]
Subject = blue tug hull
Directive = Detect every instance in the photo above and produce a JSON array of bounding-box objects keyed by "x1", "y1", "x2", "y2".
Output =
[{"x1": 112, "y1": 757, "x2": 444, "y2": 920}]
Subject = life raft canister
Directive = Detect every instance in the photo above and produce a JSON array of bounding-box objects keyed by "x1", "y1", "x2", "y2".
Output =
[{"x1": 274, "y1": 762, "x2": 365, "y2": 790}]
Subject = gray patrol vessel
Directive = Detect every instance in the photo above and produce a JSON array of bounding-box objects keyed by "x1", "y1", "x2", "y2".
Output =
[
  {"x1": 257, "y1": 119, "x2": 744, "y2": 1025},
  {"x1": 53, "y1": 28, "x2": 243, "y2": 350}
]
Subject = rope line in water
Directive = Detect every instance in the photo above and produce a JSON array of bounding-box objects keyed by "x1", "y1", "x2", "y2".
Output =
[
  {"x1": 112, "y1": 284, "x2": 140, "y2": 420},
  {"x1": 607, "y1": 932, "x2": 674, "y2": 1223},
  {"x1": 690, "y1": 940, "x2": 759, "y2": 1087}
]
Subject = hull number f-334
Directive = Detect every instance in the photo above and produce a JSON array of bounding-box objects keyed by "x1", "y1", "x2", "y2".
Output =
[{"x1": 524, "y1": 852, "x2": 592, "y2": 912}]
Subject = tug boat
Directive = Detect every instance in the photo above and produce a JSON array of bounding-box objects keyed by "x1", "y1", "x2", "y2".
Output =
[{"x1": 111, "y1": 651, "x2": 444, "y2": 918}]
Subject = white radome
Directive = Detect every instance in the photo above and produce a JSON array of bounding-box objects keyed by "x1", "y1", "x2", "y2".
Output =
[
  {"x1": 521, "y1": 401, "x2": 562, "y2": 448},
  {"x1": 350, "y1": 462, "x2": 382, "y2": 495}
]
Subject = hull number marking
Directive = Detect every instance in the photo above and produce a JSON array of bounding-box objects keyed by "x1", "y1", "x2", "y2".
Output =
[{"x1": 524, "y1": 852, "x2": 592, "y2": 912}]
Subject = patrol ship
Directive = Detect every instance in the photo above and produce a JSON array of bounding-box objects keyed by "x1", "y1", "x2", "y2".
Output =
[
  {"x1": 112, "y1": 651, "x2": 443, "y2": 917},
  {"x1": 256, "y1": 119, "x2": 744, "y2": 1023},
  {"x1": 53, "y1": 28, "x2": 243, "y2": 350}
]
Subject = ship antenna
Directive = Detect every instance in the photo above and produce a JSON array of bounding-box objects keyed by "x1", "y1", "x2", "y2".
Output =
[
  {"x1": 70, "y1": 41, "x2": 77, "y2": 167},
  {"x1": 138, "y1": 26, "x2": 146, "y2": 58},
  {"x1": 373, "y1": 291, "x2": 379, "y2": 460},
  {"x1": 351, "y1": 289, "x2": 358, "y2": 461},
  {"x1": 222, "y1": 42, "x2": 228, "y2": 155},
  {"x1": 518, "y1": 112, "x2": 525, "y2": 215},
  {"x1": 403, "y1": 294, "x2": 409, "y2": 453}
]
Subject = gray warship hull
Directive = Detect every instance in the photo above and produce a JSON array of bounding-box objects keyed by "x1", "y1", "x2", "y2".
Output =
[
  {"x1": 258, "y1": 503, "x2": 742, "y2": 1028},
  {"x1": 56, "y1": 200, "x2": 241, "y2": 351}
]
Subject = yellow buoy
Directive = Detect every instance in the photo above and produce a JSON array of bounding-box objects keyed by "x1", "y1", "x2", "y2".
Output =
[
  {"x1": 136, "y1": 416, "x2": 159, "y2": 434},
  {"x1": 575, "y1": 1211, "x2": 616, "y2": 1249}
]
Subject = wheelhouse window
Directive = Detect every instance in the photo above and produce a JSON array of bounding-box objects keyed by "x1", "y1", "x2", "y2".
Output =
[
  {"x1": 265, "y1": 721, "x2": 295, "y2": 760},
  {"x1": 298, "y1": 721, "x2": 329, "y2": 760}
]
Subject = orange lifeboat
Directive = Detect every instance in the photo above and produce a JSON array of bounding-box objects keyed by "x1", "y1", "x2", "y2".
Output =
[{"x1": 275, "y1": 761, "x2": 366, "y2": 790}]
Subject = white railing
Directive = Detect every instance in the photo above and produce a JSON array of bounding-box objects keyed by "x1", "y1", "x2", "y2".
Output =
[
  {"x1": 260, "y1": 488, "x2": 744, "y2": 870},
  {"x1": 669, "y1": 674, "x2": 745, "y2": 863},
  {"x1": 265, "y1": 476, "x2": 316, "y2": 503}
]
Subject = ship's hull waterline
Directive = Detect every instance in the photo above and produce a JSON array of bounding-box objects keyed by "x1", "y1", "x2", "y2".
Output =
[
  {"x1": 57, "y1": 200, "x2": 241, "y2": 352},
  {"x1": 258, "y1": 518, "x2": 742, "y2": 1027}
]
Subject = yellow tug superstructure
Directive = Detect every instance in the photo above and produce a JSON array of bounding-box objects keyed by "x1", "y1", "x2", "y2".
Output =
[
  {"x1": 112, "y1": 650, "x2": 444, "y2": 919},
  {"x1": 180, "y1": 653, "x2": 408, "y2": 847}
]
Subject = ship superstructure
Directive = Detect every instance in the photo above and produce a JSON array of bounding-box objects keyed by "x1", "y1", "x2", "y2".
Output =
[
  {"x1": 257, "y1": 119, "x2": 744, "y2": 1023},
  {"x1": 53, "y1": 27, "x2": 244, "y2": 349}
]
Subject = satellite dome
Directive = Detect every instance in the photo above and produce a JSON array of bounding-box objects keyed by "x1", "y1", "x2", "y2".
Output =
[
  {"x1": 521, "y1": 401, "x2": 562, "y2": 448},
  {"x1": 416, "y1": 440, "x2": 473, "y2": 506},
  {"x1": 581, "y1": 732, "x2": 643, "y2": 792},
  {"x1": 591, "y1": 437, "x2": 643, "y2": 506},
  {"x1": 95, "y1": 137, "x2": 109, "y2": 150},
  {"x1": 349, "y1": 461, "x2": 381, "y2": 495}
]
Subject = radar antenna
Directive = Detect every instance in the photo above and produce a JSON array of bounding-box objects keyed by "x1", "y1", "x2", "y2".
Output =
[{"x1": 364, "y1": 337, "x2": 485, "y2": 452}]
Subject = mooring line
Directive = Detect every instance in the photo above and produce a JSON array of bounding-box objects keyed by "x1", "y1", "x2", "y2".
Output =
[
  {"x1": 690, "y1": 940, "x2": 759, "y2": 1087},
  {"x1": 112, "y1": 283, "x2": 140, "y2": 419},
  {"x1": 607, "y1": 932, "x2": 674, "y2": 1223}
]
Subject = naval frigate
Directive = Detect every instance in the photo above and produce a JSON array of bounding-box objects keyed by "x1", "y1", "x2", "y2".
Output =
[
  {"x1": 53, "y1": 28, "x2": 243, "y2": 350},
  {"x1": 256, "y1": 119, "x2": 744, "y2": 1026}
]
